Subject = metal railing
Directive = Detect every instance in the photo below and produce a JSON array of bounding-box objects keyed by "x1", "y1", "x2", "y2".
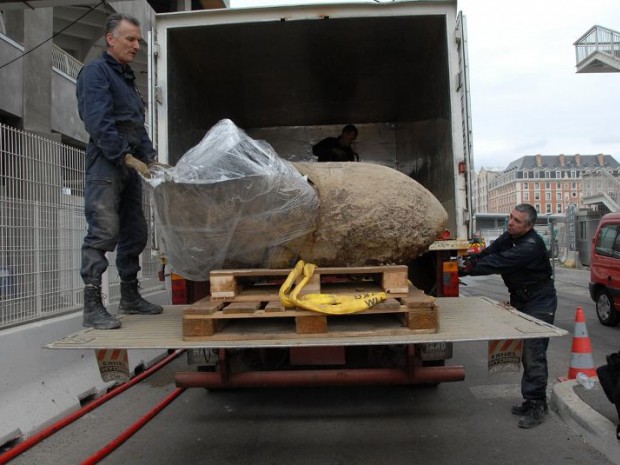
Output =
[
  {"x1": 582, "y1": 168, "x2": 620, "y2": 210},
  {"x1": 583, "y1": 168, "x2": 620, "y2": 200},
  {"x1": 575, "y1": 25, "x2": 620, "y2": 66},
  {"x1": 51, "y1": 44, "x2": 83, "y2": 80},
  {"x1": 0, "y1": 123, "x2": 163, "y2": 329}
]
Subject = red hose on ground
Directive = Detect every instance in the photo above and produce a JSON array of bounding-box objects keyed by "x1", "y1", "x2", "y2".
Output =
[
  {"x1": 80, "y1": 387, "x2": 186, "y2": 465},
  {"x1": 0, "y1": 349, "x2": 185, "y2": 465}
]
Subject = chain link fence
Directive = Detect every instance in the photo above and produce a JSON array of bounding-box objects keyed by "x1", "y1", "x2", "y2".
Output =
[{"x1": 0, "y1": 123, "x2": 164, "y2": 329}]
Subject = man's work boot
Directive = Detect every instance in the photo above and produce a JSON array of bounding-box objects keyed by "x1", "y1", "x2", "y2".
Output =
[
  {"x1": 511, "y1": 399, "x2": 549, "y2": 416},
  {"x1": 119, "y1": 280, "x2": 163, "y2": 315},
  {"x1": 517, "y1": 400, "x2": 547, "y2": 429},
  {"x1": 83, "y1": 285, "x2": 121, "y2": 330}
]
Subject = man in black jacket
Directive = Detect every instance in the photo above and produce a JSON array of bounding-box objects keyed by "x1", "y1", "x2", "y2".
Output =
[
  {"x1": 312, "y1": 124, "x2": 359, "y2": 162},
  {"x1": 463, "y1": 203, "x2": 557, "y2": 429}
]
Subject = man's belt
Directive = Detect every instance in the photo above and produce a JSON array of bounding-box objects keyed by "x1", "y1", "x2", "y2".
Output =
[{"x1": 510, "y1": 278, "x2": 553, "y2": 295}]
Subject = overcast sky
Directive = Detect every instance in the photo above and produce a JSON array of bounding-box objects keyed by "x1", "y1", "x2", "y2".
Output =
[{"x1": 230, "y1": 0, "x2": 620, "y2": 171}]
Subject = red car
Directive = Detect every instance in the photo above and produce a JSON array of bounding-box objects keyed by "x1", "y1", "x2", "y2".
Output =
[{"x1": 589, "y1": 212, "x2": 620, "y2": 326}]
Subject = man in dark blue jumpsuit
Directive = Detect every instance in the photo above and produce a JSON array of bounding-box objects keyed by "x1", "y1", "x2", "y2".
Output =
[
  {"x1": 463, "y1": 203, "x2": 557, "y2": 428},
  {"x1": 76, "y1": 13, "x2": 163, "y2": 329}
]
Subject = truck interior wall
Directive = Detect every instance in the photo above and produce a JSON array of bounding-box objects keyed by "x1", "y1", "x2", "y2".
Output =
[
  {"x1": 164, "y1": 13, "x2": 455, "y2": 227},
  {"x1": 166, "y1": 15, "x2": 450, "y2": 146},
  {"x1": 247, "y1": 120, "x2": 456, "y2": 232}
]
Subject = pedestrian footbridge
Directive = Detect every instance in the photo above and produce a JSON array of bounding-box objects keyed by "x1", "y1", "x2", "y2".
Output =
[{"x1": 574, "y1": 25, "x2": 620, "y2": 73}]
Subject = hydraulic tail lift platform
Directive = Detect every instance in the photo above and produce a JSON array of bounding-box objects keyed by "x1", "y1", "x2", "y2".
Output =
[{"x1": 47, "y1": 297, "x2": 567, "y2": 389}]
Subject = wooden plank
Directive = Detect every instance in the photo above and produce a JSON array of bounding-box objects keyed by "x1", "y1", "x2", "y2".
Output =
[
  {"x1": 222, "y1": 301, "x2": 262, "y2": 314},
  {"x1": 371, "y1": 298, "x2": 402, "y2": 310},
  {"x1": 180, "y1": 305, "x2": 437, "y2": 340},
  {"x1": 303, "y1": 273, "x2": 321, "y2": 294},
  {"x1": 213, "y1": 287, "x2": 281, "y2": 303},
  {"x1": 183, "y1": 308, "x2": 218, "y2": 337},
  {"x1": 209, "y1": 265, "x2": 410, "y2": 301},
  {"x1": 180, "y1": 279, "x2": 436, "y2": 339},
  {"x1": 381, "y1": 266, "x2": 409, "y2": 294},
  {"x1": 295, "y1": 315, "x2": 328, "y2": 334},
  {"x1": 405, "y1": 304, "x2": 439, "y2": 333},
  {"x1": 402, "y1": 288, "x2": 436, "y2": 308},
  {"x1": 265, "y1": 301, "x2": 286, "y2": 312},
  {"x1": 312, "y1": 265, "x2": 407, "y2": 275},
  {"x1": 210, "y1": 268, "x2": 292, "y2": 278},
  {"x1": 209, "y1": 274, "x2": 239, "y2": 299},
  {"x1": 183, "y1": 315, "x2": 217, "y2": 337}
]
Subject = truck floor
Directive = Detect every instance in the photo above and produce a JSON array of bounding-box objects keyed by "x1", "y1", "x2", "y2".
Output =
[{"x1": 46, "y1": 297, "x2": 567, "y2": 350}]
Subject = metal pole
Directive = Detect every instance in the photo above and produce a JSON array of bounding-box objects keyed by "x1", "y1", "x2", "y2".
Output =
[
  {"x1": 175, "y1": 365, "x2": 466, "y2": 389},
  {"x1": 549, "y1": 220, "x2": 555, "y2": 279}
]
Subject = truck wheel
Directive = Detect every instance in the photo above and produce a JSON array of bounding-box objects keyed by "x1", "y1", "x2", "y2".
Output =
[{"x1": 596, "y1": 290, "x2": 620, "y2": 326}]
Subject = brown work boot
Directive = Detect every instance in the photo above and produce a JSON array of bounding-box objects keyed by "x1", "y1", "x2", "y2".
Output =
[{"x1": 83, "y1": 285, "x2": 121, "y2": 330}]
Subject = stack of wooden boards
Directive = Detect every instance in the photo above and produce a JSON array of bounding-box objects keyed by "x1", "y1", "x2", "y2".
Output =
[{"x1": 182, "y1": 265, "x2": 439, "y2": 341}]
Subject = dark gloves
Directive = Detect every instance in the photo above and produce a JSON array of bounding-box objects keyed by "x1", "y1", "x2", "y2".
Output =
[{"x1": 458, "y1": 256, "x2": 477, "y2": 276}]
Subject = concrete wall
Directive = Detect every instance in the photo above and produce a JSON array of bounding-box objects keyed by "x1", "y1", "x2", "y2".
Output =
[
  {"x1": 0, "y1": 289, "x2": 170, "y2": 446},
  {"x1": 51, "y1": 71, "x2": 88, "y2": 143},
  {"x1": 0, "y1": 34, "x2": 23, "y2": 119},
  {"x1": 22, "y1": 8, "x2": 53, "y2": 134}
]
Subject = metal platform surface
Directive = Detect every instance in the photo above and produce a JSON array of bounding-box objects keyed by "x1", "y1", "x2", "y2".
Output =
[{"x1": 46, "y1": 297, "x2": 567, "y2": 350}]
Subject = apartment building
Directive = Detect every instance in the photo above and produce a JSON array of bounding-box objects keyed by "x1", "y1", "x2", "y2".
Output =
[
  {"x1": 473, "y1": 167, "x2": 498, "y2": 214},
  {"x1": 485, "y1": 154, "x2": 620, "y2": 214}
]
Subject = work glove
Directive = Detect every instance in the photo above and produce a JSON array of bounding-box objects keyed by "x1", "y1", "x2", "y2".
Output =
[
  {"x1": 125, "y1": 154, "x2": 151, "y2": 178},
  {"x1": 458, "y1": 256, "x2": 476, "y2": 276},
  {"x1": 147, "y1": 160, "x2": 172, "y2": 170}
]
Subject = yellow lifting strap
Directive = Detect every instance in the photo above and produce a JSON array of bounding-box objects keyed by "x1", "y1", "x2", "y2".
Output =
[{"x1": 279, "y1": 260, "x2": 387, "y2": 315}]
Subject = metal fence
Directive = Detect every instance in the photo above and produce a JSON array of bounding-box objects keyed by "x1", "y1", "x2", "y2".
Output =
[
  {"x1": 481, "y1": 217, "x2": 584, "y2": 266},
  {"x1": 0, "y1": 123, "x2": 163, "y2": 329}
]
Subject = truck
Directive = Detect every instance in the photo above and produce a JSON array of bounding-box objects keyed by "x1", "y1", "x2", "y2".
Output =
[
  {"x1": 155, "y1": 0, "x2": 474, "y2": 241},
  {"x1": 49, "y1": 1, "x2": 566, "y2": 388}
]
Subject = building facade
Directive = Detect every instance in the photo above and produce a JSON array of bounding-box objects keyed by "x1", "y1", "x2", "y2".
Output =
[
  {"x1": 473, "y1": 167, "x2": 498, "y2": 214},
  {"x1": 485, "y1": 154, "x2": 620, "y2": 214}
]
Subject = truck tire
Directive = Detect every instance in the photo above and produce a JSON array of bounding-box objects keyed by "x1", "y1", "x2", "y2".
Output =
[{"x1": 596, "y1": 289, "x2": 620, "y2": 326}]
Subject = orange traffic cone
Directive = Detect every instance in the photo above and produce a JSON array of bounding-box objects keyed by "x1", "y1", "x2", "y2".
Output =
[{"x1": 567, "y1": 306, "x2": 596, "y2": 379}]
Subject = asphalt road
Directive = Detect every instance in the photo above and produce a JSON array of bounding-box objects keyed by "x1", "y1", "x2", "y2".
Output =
[{"x1": 10, "y1": 266, "x2": 617, "y2": 465}]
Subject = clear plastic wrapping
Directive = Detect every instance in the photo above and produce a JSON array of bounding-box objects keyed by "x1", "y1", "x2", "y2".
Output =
[{"x1": 147, "y1": 119, "x2": 320, "y2": 280}]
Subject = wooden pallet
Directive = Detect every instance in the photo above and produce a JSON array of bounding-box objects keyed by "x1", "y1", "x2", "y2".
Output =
[
  {"x1": 209, "y1": 265, "x2": 410, "y2": 301},
  {"x1": 183, "y1": 266, "x2": 438, "y2": 341}
]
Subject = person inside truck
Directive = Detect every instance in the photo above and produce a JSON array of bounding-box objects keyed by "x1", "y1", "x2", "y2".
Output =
[
  {"x1": 460, "y1": 203, "x2": 557, "y2": 429},
  {"x1": 312, "y1": 124, "x2": 360, "y2": 162},
  {"x1": 76, "y1": 13, "x2": 165, "y2": 330}
]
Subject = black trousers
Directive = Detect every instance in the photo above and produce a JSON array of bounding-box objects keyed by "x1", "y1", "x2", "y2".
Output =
[
  {"x1": 80, "y1": 155, "x2": 147, "y2": 286},
  {"x1": 510, "y1": 282, "x2": 558, "y2": 400}
]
